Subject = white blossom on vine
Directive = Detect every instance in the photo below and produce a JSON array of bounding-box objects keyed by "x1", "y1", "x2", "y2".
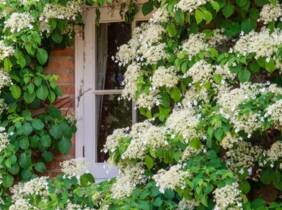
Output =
[
  {"x1": 175, "y1": 0, "x2": 210, "y2": 13},
  {"x1": 151, "y1": 66, "x2": 179, "y2": 89},
  {"x1": 153, "y1": 164, "x2": 190, "y2": 193},
  {"x1": 5, "y1": 12, "x2": 34, "y2": 32},
  {"x1": 259, "y1": 3, "x2": 282, "y2": 24},
  {"x1": 0, "y1": 41, "x2": 14, "y2": 61},
  {"x1": 60, "y1": 158, "x2": 88, "y2": 177},
  {"x1": 213, "y1": 182, "x2": 243, "y2": 210}
]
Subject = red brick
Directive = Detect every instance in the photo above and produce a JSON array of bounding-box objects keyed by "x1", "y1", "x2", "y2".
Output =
[{"x1": 50, "y1": 47, "x2": 74, "y2": 57}]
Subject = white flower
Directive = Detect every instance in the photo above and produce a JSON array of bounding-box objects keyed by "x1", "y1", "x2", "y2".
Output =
[
  {"x1": 213, "y1": 182, "x2": 243, "y2": 210},
  {"x1": 0, "y1": 41, "x2": 14, "y2": 61},
  {"x1": 266, "y1": 99, "x2": 282, "y2": 128},
  {"x1": 153, "y1": 164, "x2": 190, "y2": 193},
  {"x1": 225, "y1": 141, "x2": 263, "y2": 173},
  {"x1": 143, "y1": 126, "x2": 168, "y2": 151},
  {"x1": 149, "y1": 7, "x2": 169, "y2": 23},
  {"x1": 259, "y1": 3, "x2": 282, "y2": 24},
  {"x1": 104, "y1": 128, "x2": 129, "y2": 153},
  {"x1": 175, "y1": 0, "x2": 211, "y2": 13},
  {"x1": 166, "y1": 107, "x2": 200, "y2": 142},
  {"x1": 266, "y1": 141, "x2": 282, "y2": 168},
  {"x1": 40, "y1": 0, "x2": 82, "y2": 22},
  {"x1": 152, "y1": 66, "x2": 179, "y2": 89},
  {"x1": 60, "y1": 158, "x2": 88, "y2": 177},
  {"x1": 185, "y1": 60, "x2": 214, "y2": 84},
  {"x1": 111, "y1": 164, "x2": 146, "y2": 199},
  {"x1": 141, "y1": 43, "x2": 167, "y2": 64},
  {"x1": 9, "y1": 198, "x2": 37, "y2": 210},
  {"x1": 220, "y1": 133, "x2": 240, "y2": 150},
  {"x1": 181, "y1": 144, "x2": 204, "y2": 161},
  {"x1": 0, "y1": 131, "x2": 9, "y2": 153},
  {"x1": 177, "y1": 199, "x2": 198, "y2": 210},
  {"x1": 182, "y1": 34, "x2": 209, "y2": 58},
  {"x1": 5, "y1": 12, "x2": 34, "y2": 32},
  {"x1": 233, "y1": 29, "x2": 282, "y2": 61},
  {"x1": 136, "y1": 91, "x2": 158, "y2": 110},
  {"x1": 122, "y1": 63, "x2": 141, "y2": 99}
]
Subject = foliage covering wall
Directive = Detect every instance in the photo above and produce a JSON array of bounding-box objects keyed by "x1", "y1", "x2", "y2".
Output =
[{"x1": 1, "y1": 0, "x2": 282, "y2": 209}]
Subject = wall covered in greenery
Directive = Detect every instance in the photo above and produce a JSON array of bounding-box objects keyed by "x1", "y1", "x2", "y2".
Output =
[{"x1": 1, "y1": 0, "x2": 282, "y2": 209}]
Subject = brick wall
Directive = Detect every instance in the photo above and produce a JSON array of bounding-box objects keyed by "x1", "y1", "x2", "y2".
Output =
[{"x1": 44, "y1": 47, "x2": 76, "y2": 176}]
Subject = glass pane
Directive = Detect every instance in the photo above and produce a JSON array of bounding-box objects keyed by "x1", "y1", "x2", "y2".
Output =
[
  {"x1": 96, "y1": 22, "x2": 132, "y2": 90},
  {"x1": 96, "y1": 95, "x2": 132, "y2": 162}
]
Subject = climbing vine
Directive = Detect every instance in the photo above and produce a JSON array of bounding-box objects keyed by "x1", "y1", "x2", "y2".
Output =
[{"x1": 1, "y1": 0, "x2": 282, "y2": 209}]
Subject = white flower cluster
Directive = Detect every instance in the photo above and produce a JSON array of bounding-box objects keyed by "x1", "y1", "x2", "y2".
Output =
[
  {"x1": 182, "y1": 87, "x2": 209, "y2": 107},
  {"x1": 181, "y1": 144, "x2": 204, "y2": 161},
  {"x1": 265, "y1": 99, "x2": 282, "y2": 128},
  {"x1": 177, "y1": 199, "x2": 198, "y2": 210},
  {"x1": 175, "y1": 0, "x2": 210, "y2": 13},
  {"x1": 60, "y1": 158, "x2": 88, "y2": 177},
  {"x1": 213, "y1": 182, "x2": 243, "y2": 210},
  {"x1": 233, "y1": 29, "x2": 282, "y2": 61},
  {"x1": 0, "y1": 68, "x2": 12, "y2": 89},
  {"x1": 10, "y1": 177, "x2": 49, "y2": 202},
  {"x1": 266, "y1": 141, "x2": 282, "y2": 169},
  {"x1": 149, "y1": 7, "x2": 169, "y2": 24},
  {"x1": 9, "y1": 199, "x2": 37, "y2": 210},
  {"x1": 182, "y1": 30, "x2": 227, "y2": 59},
  {"x1": 184, "y1": 61, "x2": 235, "y2": 90},
  {"x1": 121, "y1": 121, "x2": 152, "y2": 160},
  {"x1": 115, "y1": 23, "x2": 166, "y2": 66},
  {"x1": 166, "y1": 108, "x2": 200, "y2": 142},
  {"x1": 40, "y1": 0, "x2": 82, "y2": 22},
  {"x1": 122, "y1": 63, "x2": 141, "y2": 99},
  {"x1": 111, "y1": 164, "x2": 146, "y2": 199},
  {"x1": 259, "y1": 3, "x2": 282, "y2": 24},
  {"x1": 225, "y1": 141, "x2": 263, "y2": 173},
  {"x1": 136, "y1": 91, "x2": 159, "y2": 110},
  {"x1": 217, "y1": 83, "x2": 261, "y2": 119},
  {"x1": 0, "y1": 131, "x2": 9, "y2": 154},
  {"x1": 104, "y1": 128, "x2": 129, "y2": 153},
  {"x1": 153, "y1": 164, "x2": 190, "y2": 193},
  {"x1": 220, "y1": 133, "x2": 240, "y2": 150},
  {"x1": 5, "y1": 12, "x2": 34, "y2": 33},
  {"x1": 0, "y1": 41, "x2": 14, "y2": 61},
  {"x1": 152, "y1": 66, "x2": 179, "y2": 89},
  {"x1": 143, "y1": 125, "x2": 168, "y2": 152}
]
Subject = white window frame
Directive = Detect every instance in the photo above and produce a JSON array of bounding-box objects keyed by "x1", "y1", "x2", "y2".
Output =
[{"x1": 75, "y1": 4, "x2": 151, "y2": 181}]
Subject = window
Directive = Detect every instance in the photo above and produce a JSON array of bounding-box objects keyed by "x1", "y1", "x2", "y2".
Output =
[{"x1": 75, "y1": 6, "x2": 151, "y2": 181}]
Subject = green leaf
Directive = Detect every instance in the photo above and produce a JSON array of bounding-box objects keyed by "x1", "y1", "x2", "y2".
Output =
[
  {"x1": 3, "y1": 175, "x2": 14, "y2": 188},
  {"x1": 34, "y1": 162, "x2": 46, "y2": 173},
  {"x1": 4, "y1": 58, "x2": 12, "y2": 72},
  {"x1": 36, "y1": 85, "x2": 49, "y2": 100},
  {"x1": 170, "y1": 87, "x2": 182, "y2": 102},
  {"x1": 142, "y1": 0, "x2": 153, "y2": 15},
  {"x1": 19, "y1": 137, "x2": 29, "y2": 150},
  {"x1": 195, "y1": 9, "x2": 204, "y2": 24},
  {"x1": 58, "y1": 137, "x2": 71, "y2": 154},
  {"x1": 260, "y1": 168, "x2": 272, "y2": 184},
  {"x1": 23, "y1": 92, "x2": 36, "y2": 104},
  {"x1": 238, "y1": 69, "x2": 251, "y2": 82},
  {"x1": 51, "y1": 33, "x2": 63, "y2": 44},
  {"x1": 166, "y1": 23, "x2": 177, "y2": 37},
  {"x1": 241, "y1": 18, "x2": 257, "y2": 33},
  {"x1": 31, "y1": 119, "x2": 44, "y2": 130},
  {"x1": 175, "y1": 10, "x2": 185, "y2": 25},
  {"x1": 10, "y1": 85, "x2": 22, "y2": 99},
  {"x1": 19, "y1": 152, "x2": 32, "y2": 168},
  {"x1": 265, "y1": 59, "x2": 276, "y2": 73},
  {"x1": 15, "y1": 50, "x2": 26, "y2": 68},
  {"x1": 210, "y1": 0, "x2": 221, "y2": 12},
  {"x1": 36, "y1": 48, "x2": 48, "y2": 65},
  {"x1": 22, "y1": 122, "x2": 33, "y2": 135},
  {"x1": 42, "y1": 151, "x2": 53, "y2": 162},
  {"x1": 222, "y1": 3, "x2": 234, "y2": 18},
  {"x1": 40, "y1": 134, "x2": 51, "y2": 148},
  {"x1": 145, "y1": 155, "x2": 154, "y2": 170},
  {"x1": 80, "y1": 173, "x2": 95, "y2": 186},
  {"x1": 201, "y1": 8, "x2": 213, "y2": 23}
]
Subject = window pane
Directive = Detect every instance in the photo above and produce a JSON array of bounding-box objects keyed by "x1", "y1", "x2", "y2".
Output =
[
  {"x1": 96, "y1": 22, "x2": 132, "y2": 90},
  {"x1": 96, "y1": 95, "x2": 132, "y2": 162}
]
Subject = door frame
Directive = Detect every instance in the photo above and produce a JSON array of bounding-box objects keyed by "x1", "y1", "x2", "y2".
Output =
[{"x1": 75, "y1": 4, "x2": 151, "y2": 181}]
